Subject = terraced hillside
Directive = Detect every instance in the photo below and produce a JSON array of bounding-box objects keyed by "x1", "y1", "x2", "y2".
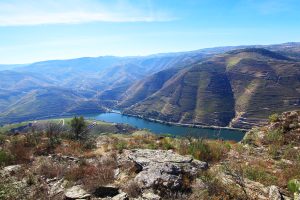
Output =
[{"x1": 122, "y1": 48, "x2": 300, "y2": 129}]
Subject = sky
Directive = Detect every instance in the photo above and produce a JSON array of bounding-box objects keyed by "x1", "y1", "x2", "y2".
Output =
[{"x1": 0, "y1": 0, "x2": 300, "y2": 64}]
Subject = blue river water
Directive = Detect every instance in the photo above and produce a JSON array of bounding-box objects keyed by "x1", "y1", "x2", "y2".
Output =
[{"x1": 87, "y1": 112, "x2": 246, "y2": 141}]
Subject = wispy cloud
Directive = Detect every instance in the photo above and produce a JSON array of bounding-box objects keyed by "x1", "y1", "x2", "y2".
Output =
[{"x1": 0, "y1": 0, "x2": 175, "y2": 26}]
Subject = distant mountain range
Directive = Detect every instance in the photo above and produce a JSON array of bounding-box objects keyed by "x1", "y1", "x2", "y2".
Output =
[{"x1": 0, "y1": 42, "x2": 300, "y2": 128}]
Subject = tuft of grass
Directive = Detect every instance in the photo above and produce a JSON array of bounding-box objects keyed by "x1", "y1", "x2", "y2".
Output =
[
  {"x1": 186, "y1": 139, "x2": 230, "y2": 162},
  {"x1": 269, "y1": 113, "x2": 279, "y2": 123},
  {"x1": 264, "y1": 128, "x2": 284, "y2": 145},
  {"x1": 115, "y1": 141, "x2": 128, "y2": 152},
  {"x1": 161, "y1": 137, "x2": 174, "y2": 150},
  {"x1": 244, "y1": 165, "x2": 277, "y2": 186}
]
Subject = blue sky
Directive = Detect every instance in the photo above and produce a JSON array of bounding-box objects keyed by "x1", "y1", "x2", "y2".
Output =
[{"x1": 0, "y1": 0, "x2": 300, "y2": 64}]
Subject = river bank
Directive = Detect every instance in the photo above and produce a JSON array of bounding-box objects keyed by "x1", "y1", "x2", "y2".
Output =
[{"x1": 108, "y1": 110, "x2": 247, "y2": 132}]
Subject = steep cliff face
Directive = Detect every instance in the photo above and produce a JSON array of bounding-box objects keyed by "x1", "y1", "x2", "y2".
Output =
[{"x1": 121, "y1": 48, "x2": 300, "y2": 129}]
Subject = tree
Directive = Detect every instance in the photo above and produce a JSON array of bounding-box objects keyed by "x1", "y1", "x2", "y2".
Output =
[
  {"x1": 70, "y1": 116, "x2": 87, "y2": 140},
  {"x1": 44, "y1": 122, "x2": 63, "y2": 148}
]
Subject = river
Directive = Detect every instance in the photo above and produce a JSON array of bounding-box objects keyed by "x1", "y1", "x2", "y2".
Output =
[{"x1": 88, "y1": 112, "x2": 246, "y2": 141}]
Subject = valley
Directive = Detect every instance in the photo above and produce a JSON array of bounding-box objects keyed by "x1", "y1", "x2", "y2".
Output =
[{"x1": 0, "y1": 43, "x2": 300, "y2": 130}]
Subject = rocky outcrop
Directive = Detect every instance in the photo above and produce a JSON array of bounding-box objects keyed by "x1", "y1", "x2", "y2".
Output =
[{"x1": 120, "y1": 149, "x2": 208, "y2": 190}]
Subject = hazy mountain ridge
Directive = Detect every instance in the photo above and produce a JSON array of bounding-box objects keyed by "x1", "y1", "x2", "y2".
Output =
[{"x1": 0, "y1": 42, "x2": 300, "y2": 126}]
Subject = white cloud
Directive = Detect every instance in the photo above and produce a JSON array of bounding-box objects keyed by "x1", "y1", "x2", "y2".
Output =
[{"x1": 0, "y1": 0, "x2": 175, "y2": 26}]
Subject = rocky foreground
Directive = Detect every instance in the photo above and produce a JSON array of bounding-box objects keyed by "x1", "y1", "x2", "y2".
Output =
[{"x1": 0, "y1": 111, "x2": 299, "y2": 199}]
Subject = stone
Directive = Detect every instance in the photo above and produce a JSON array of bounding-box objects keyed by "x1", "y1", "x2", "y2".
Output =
[
  {"x1": 49, "y1": 178, "x2": 68, "y2": 198},
  {"x1": 1, "y1": 165, "x2": 21, "y2": 176},
  {"x1": 269, "y1": 185, "x2": 282, "y2": 200},
  {"x1": 142, "y1": 192, "x2": 161, "y2": 200},
  {"x1": 64, "y1": 185, "x2": 91, "y2": 199},
  {"x1": 192, "y1": 178, "x2": 207, "y2": 190},
  {"x1": 114, "y1": 168, "x2": 120, "y2": 179},
  {"x1": 134, "y1": 162, "x2": 182, "y2": 189},
  {"x1": 295, "y1": 192, "x2": 300, "y2": 200},
  {"x1": 127, "y1": 149, "x2": 193, "y2": 166},
  {"x1": 121, "y1": 149, "x2": 207, "y2": 190}
]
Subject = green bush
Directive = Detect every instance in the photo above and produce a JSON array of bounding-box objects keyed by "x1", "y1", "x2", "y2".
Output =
[
  {"x1": 269, "y1": 113, "x2": 279, "y2": 122},
  {"x1": 287, "y1": 179, "x2": 300, "y2": 193},
  {"x1": 70, "y1": 116, "x2": 87, "y2": 140},
  {"x1": 0, "y1": 150, "x2": 14, "y2": 167}
]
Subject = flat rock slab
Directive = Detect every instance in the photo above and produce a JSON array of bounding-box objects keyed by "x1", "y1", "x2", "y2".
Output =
[
  {"x1": 127, "y1": 149, "x2": 193, "y2": 166},
  {"x1": 121, "y1": 149, "x2": 208, "y2": 189},
  {"x1": 65, "y1": 185, "x2": 91, "y2": 199},
  {"x1": 1, "y1": 165, "x2": 22, "y2": 175}
]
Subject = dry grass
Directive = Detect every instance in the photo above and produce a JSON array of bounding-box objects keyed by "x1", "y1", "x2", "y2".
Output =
[
  {"x1": 36, "y1": 159, "x2": 65, "y2": 179},
  {"x1": 64, "y1": 156, "x2": 117, "y2": 192},
  {"x1": 54, "y1": 140, "x2": 84, "y2": 156}
]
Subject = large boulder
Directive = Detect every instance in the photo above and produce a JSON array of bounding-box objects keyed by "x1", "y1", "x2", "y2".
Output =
[{"x1": 120, "y1": 149, "x2": 208, "y2": 190}]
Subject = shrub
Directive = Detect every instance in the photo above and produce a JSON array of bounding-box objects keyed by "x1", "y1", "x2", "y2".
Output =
[
  {"x1": 83, "y1": 161, "x2": 117, "y2": 192},
  {"x1": 184, "y1": 139, "x2": 231, "y2": 162},
  {"x1": 206, "y1": 141, "x2": 230, "y2": 162},
  {"x1": 70, "y1": 116, "x2": 87, "y2": 140},
  {"x1": 26, "y1": 172, "x2": 36, "y2": 186},
  {"x1": 81, "y1": 136, "x2": 96, "y2": 150},
  {"x1": 65, "y1": 165, "x2": 85, "y2": 182},
  {"x1": 161, "y1": 137, "x2": 174, "y2": 150},
  {"x1": 25, "y1": 132, "x2": 41, "y2": 147},
  {"x1": 188, "y1": 138, "x2": 211, "y2": 161},
  {"x1": 9, "y1": 138, "x2": 33, "y2": 164},
  {"x1": 37, "y1": 160, "x2": 65, "y2": 179},
  {"x1": 44, "y1": 122, "x2": 63, "y2": 150},
  {"x1": 269, "y1": 113, "x2": 279, "y2": 122},
  {"x1": 65, "y1": 157, "x2": 117, "y2": 192},
  {"x1": 287, "y1": 179, "x2": 300, "y2": 193},
  {"x1": 0, "y1": 150, "x2": 14, "y2": 166}
]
